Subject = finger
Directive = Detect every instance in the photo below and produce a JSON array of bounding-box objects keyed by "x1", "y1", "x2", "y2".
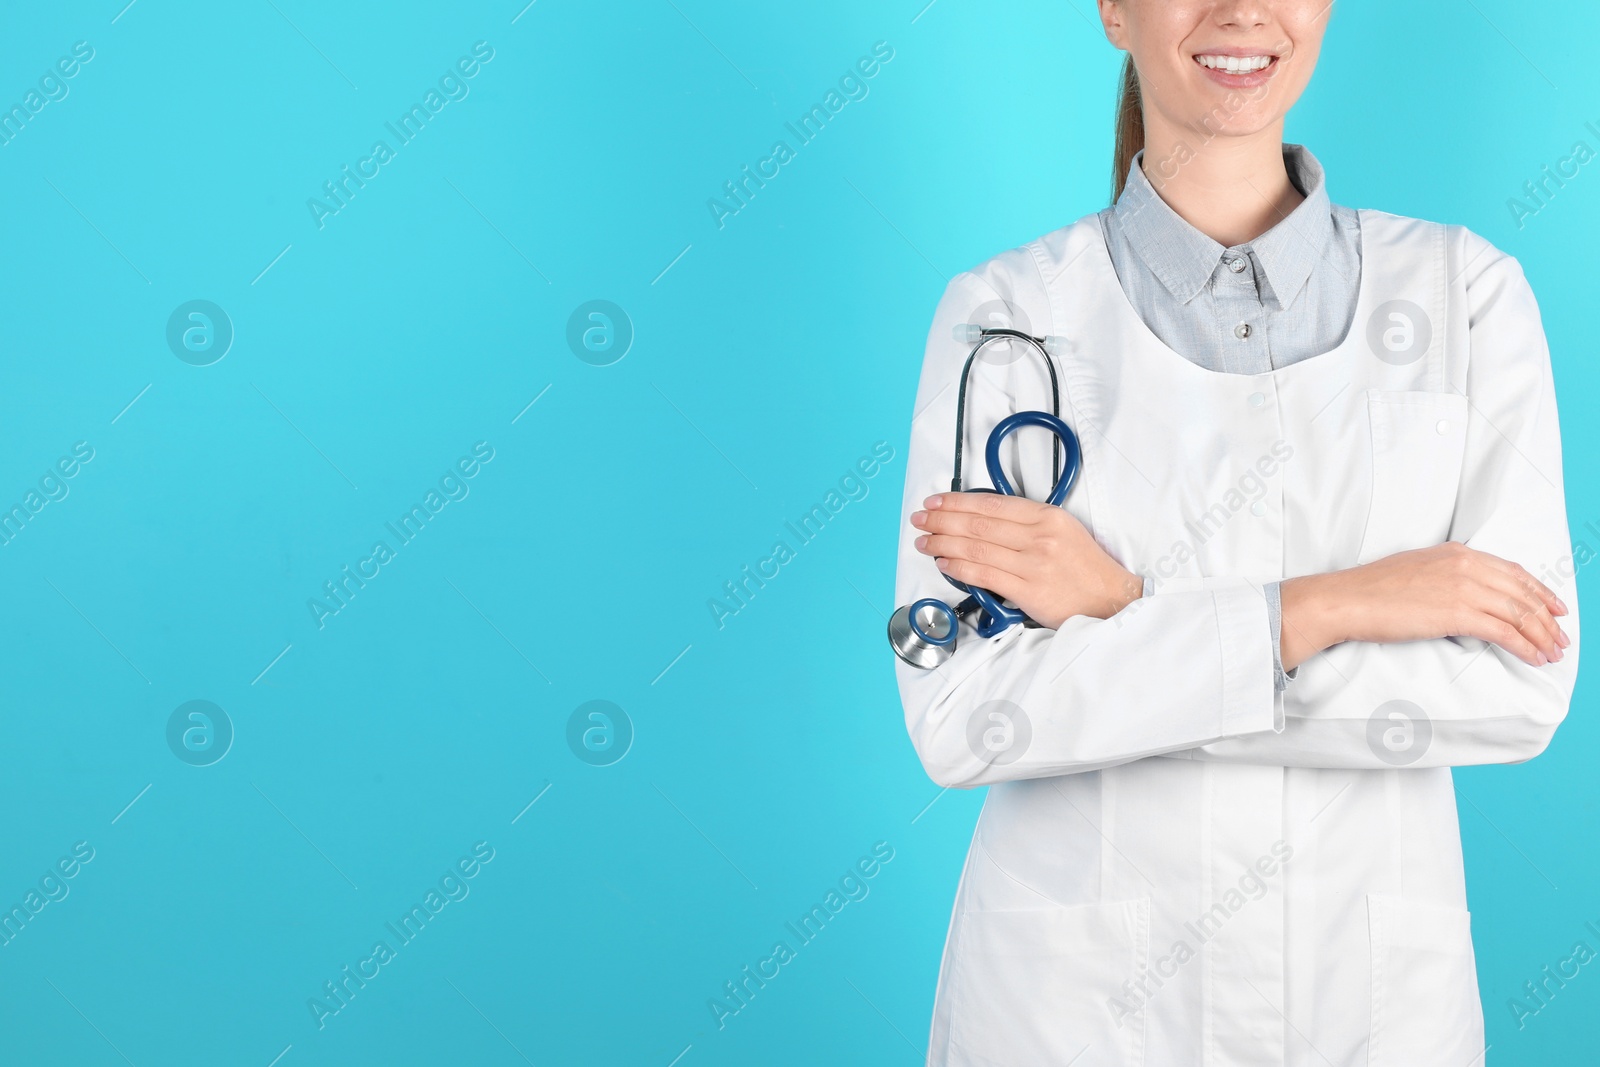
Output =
[
  {"x1": 1476, "y1": 569, "x2": 1565, "y2": 659},
  {"x1": 1465, "y1": 609, "x2": 1547, "y2": 667},
  {"x1": 917, "y1": 533, "x2": 1027, "y2": 574},
  {"x1": 912, "y1": 508, "x2": 1037, "y2": 550},
  {"x1": 1471, "y1": 587, "x2": 1559, "y2": 663},
  {"x1": 1482, "y1": 553, "x2": 1569, "y2": 619},
  {"x1": 1465, "y1": 579, "x2": 1558, "y2": 663},
  {"x1": 924, "y1": 491, "x2": 1052, "y2": 524},
  {"x1": 935, "y1": 555, "x2": 1024, "y2": 601}
]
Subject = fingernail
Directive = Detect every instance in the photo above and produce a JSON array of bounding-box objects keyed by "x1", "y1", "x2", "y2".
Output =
[
  {"x1": 935, "y1": 558, "x2": 949, "y2": 571},
  {"x1": 1557, "y1": 598, "x2": 1570, "y2": 614},
  {"x1": 1536, "y1": 651, "x2": 1548, "y2": 665},
  {"x1": 915, "y1": 535, "x2": 929, "y2": 551},
  {"x1": 911, "y1": 511, "x2": 927, "y2": 527},
  {"x1": 924, "y1": 495, "x2": 943, "y2": 509},
  {"x1": 1558, "y1": 630, "x2": 1570, "y2": 648}
]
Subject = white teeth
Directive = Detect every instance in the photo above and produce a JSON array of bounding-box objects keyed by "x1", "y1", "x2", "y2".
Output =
[{"x1": 1196, "y1": 54, "x2": 1274, "y2": 73}]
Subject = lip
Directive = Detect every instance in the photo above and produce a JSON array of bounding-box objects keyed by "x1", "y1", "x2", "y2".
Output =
[{"x1": 1192, "y1": 49, "x2": 1283, "y2": 89}]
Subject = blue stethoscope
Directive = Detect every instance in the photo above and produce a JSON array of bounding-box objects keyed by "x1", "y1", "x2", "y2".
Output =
[{"x1": 887, "y1": 325, "x2": 1082, "y2": 670}]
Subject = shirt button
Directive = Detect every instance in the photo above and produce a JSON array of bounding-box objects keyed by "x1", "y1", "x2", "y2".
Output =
[
  {"x1": 1227, "y1": 257, "x2": 1247, "y2": 274},
  {"x1": 1248, "y1": 392, "x2": 1265, "y2": 408},
  {"x1": 1251, "y1": 500, "x2": 1267, "y2": 516},
  {"x1": 1234, "y1": 323, "x2": 1252, "y2": 340},
  {"x1": 1436, "y1": 420, "x2": 1450, "y2": 434}
]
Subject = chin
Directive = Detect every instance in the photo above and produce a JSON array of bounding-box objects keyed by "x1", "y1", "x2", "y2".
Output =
[{"x1": 1179, "y1": 101, "x2": 1283, "y2": 140}]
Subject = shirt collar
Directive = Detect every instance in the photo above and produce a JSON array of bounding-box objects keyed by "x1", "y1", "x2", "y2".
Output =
[{"x1": 1111, "y1": 143, "x2": 1337, "y2": 309}]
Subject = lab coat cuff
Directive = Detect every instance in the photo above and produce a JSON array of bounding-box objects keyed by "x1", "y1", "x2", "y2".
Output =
[
  {"x1": 1266, "y1": 581, "x2": 1291, "y2": 693},
  {"x1": 1149, "y1": 577, "x2": 1282, "y2": 737},
  {"x1": 1215, "y1": 580, "x2": 1281, "y2": 736}
]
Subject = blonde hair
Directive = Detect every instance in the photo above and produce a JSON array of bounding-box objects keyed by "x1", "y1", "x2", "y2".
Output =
[{"x1": 1111, "y1": 54, "x2": 1144, "y2": 202}]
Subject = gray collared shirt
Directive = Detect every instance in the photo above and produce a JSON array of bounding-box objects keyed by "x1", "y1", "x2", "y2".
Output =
[{"x1": 1098, "y1": 144, "x2": 1362, "y2": 690}]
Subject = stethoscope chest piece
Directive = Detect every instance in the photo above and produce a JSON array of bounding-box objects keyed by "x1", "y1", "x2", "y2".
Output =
[{"x1": 888, "y1": 598, "x2": 959, "y2": 669}]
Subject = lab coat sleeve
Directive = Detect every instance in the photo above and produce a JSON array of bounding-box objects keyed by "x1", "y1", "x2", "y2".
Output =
[
  {"x1": 896, "y1": 268, "x2": 1281, "y2": 789},
  {"x1": 1177, "y1": 239, "x2": 1580, "y2": 769}
]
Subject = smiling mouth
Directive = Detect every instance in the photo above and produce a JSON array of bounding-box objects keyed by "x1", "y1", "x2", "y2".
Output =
[
  {"x1": 1196, "y1": 52, "x2": 1280, "y2": 71},
  {"x1": 1190, "y1": 52, "x2": 1286, "y2": 85},
  {"x1": 1193, "y1": 53, "x2": 1279, "y2": 75}
]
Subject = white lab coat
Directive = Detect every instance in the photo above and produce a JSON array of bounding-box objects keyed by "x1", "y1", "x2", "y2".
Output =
[{"x1": 895, "y1": 210, "x2": 1580, "y2": 1066}]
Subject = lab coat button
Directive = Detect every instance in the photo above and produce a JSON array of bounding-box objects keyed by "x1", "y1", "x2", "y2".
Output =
[
  {"x1": 1251, "y1": 500, "x2": 1267, "y2": 516},
  {"x1": 1248, "y1": 391, "x2": 1265, "y2": 407},
  {"x1": 1436, "y1": 420, "x2": 1450, "y2": 434},
  {"x1": 1234, "y1": 323, "x2": 1252, "y2": 340}
]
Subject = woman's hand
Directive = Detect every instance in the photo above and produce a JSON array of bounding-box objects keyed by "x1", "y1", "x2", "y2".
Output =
[
  {"x1": 911, "y1": 492, "x2": 1142, "y2": 629},
  {"x1": 1281, "y1": 542, "x2": 1571, "y2": 671}
]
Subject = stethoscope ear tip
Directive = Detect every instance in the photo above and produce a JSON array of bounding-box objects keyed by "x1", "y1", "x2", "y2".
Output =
[{"x1": 951, "y1": 324, "x2": 1069, "y2": 355}]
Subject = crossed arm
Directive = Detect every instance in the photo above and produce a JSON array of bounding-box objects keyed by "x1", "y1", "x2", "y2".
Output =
[
  {"x1": 910, "y1": 491, "x2": 1569, "y2": 672},
  {"x1": 896, "y1": 247, "x2": 1579, "y2": 787}
]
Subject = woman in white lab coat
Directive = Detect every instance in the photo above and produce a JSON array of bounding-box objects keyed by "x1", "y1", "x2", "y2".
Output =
[{"x1": 894, "y1": 2, "x2": 1580, "y2": 1064}]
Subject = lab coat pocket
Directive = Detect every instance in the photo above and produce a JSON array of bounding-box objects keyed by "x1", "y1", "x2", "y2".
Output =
[
  {"x1": 945, "y1": 899, "x2": 1149, "y2": 1067},
  {"x1": 1356, "y1": 391, "x2": 1469, "y2": 565},
  {"x1": 1366, "y1": 894, "x2": 1484, "y2": 1066}
]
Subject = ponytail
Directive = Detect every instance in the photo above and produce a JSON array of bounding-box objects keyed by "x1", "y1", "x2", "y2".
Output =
[{"x1": 1111, "y1": 55, "x2": 1144, "y2": 203}]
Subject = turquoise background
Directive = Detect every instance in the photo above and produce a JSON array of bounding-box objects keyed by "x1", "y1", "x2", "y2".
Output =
[{"x1": 0, "y1": 1, "x2": 1595, "y2": 1063}]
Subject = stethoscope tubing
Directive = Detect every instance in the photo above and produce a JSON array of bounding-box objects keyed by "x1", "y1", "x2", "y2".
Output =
[
  {"x1": 944, "y1": 334, "x2": 1081, "y2": 639},
  {"x1": 888, "y1": 327, "x2": 1083, "y2": 667},
  {"x1": 951, "y1": 329, "x2": 1064, "y2": 493}
]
